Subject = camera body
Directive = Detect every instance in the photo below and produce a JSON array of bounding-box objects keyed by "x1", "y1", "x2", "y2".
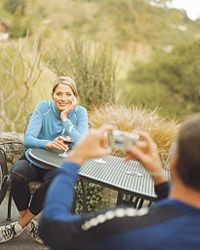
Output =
[{"x1": 109, "y1": 130, "x2": 139, "y2": 152}]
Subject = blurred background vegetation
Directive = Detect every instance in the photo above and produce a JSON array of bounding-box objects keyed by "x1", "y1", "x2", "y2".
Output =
[{"x1": 0, "y1": 0, "x2": 200, "y2": 132}]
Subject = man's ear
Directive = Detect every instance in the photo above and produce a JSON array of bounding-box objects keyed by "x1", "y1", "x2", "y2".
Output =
[{"x1": 169, "y1": 153, "x2": 178, "y2": 178}]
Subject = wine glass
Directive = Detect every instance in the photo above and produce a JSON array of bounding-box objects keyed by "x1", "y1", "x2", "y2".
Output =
[{"x1": 58, "y1": 136, "x2": 73, "y2": 157}]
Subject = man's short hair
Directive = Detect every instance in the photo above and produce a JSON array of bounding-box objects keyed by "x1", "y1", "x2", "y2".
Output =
[{"x1": 177, "y1": 114, "x2": 200, "y2": 191}]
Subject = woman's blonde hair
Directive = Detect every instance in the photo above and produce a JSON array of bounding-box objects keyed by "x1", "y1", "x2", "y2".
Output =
[{"x1": 52, "y1": 76, "x2": 78, "y2": 97}]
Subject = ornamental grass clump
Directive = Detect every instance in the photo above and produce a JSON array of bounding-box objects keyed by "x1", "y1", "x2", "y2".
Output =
[{"x1": 89, "y1": 105, "x2": 179, "y2": 159}]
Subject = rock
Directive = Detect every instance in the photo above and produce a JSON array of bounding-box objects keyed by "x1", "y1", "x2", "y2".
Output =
[
  {"x1": 0, "y1": 131, "x2": 23, "y2": 143},
  {"x1": 0, "y1": 132, "x2": 24, "y2": 171}
]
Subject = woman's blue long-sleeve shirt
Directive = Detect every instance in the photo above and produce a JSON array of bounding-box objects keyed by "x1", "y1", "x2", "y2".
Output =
[{"x1": 24, "y1": 100, "x2": 88, "y2": 149}]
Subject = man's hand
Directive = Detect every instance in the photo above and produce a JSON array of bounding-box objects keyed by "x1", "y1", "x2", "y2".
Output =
[
  {"x1": 46, "y1": 136, "x2": 69, "y2": 151},
  {"x1": 67, "y1": 125, "x2": 113, "y2": 164},
  {"x1": 60, "y1": 97, "x2": 77, "y2": 121},
  {"x1": 125, "y1": 131, "x2": 167, "y2": 184}
]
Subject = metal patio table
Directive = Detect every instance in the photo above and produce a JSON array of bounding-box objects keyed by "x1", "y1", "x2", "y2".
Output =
[{"x1": 26, "y1": 148, "x2": 170, "y2": 210}]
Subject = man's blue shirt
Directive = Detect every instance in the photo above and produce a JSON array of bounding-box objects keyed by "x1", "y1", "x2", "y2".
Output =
[{"x1": 39, "y1": 162, "x2": 200, "y2": 250}]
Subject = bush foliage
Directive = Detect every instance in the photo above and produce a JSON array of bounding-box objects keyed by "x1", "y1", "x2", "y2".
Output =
[
  {"x1": 0, "y1": 39, "x2": 42, "y2": 132},
  {"x1": 127, "y1": 40, "x2": 200, "y2": 117},
  {"x1": 89, "y1": 104, "x2": 178, "y2": 158},
  {"x1": 48, "y1": 38, "x2": 116, "y2": 109},
  {"x1": 3, "y1": 0, "x2": 26, "y2": 15},
  {"x1": 74, "y1": 182, "x2": 109, "y2": 214}
]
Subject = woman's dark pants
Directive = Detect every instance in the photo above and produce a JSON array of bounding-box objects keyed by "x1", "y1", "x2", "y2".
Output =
[{"x1": 11, "y1": 159, "x2": 57, "y2": 215}]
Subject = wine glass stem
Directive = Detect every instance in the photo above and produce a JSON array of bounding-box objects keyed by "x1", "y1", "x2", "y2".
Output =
[{"x1": 59, "y1": 150, "x2": 68, "y2": 158}]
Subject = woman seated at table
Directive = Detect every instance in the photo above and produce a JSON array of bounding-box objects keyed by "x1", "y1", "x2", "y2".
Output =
[{"x1": 0, "y1": 76, "x2": 88, "y2": 244}]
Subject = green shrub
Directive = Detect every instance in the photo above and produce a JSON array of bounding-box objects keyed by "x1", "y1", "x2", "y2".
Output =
[
  {"x1": 3, "y1": 0, "x2": 26, "y2": 15},
  {"x1": 0, "y1": 38, "x2": 42, "y2": 132},
  {"x1": 89, "y1": 105, "x2": 178, "y2": 158},
  {"x1": 127, "y1": 40, "x2": 200, "y2": 117},
  {"x1": 9, "y1": 6, "x2": 28, "y2": 38},
  {"x1": 48, "y1": 38, "x2": 116, "y2": 109},
  {"x1": 74, "y1": 181, "x2": 109, "y2": 213}
]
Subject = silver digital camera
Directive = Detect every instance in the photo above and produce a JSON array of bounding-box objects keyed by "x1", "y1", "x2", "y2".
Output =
[{"x1": 108, "y1": 130, "x2": 139, "y2": 152}]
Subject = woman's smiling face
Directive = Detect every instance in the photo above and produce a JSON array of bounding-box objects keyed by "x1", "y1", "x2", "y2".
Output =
[{"x1": 52, "y1": 83, "x2": 75, "y2": 112}]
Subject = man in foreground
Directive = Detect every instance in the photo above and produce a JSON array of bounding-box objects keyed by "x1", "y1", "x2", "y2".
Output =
[{"x1": 39, "y1": 115, "x2": 200, "y2": 249}]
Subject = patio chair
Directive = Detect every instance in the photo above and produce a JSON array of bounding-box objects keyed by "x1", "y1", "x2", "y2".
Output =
[
  {"x1": 0, "y1": 147, "x2": 10, "y2": 206},
  {"x1": 0, "y1": 141, "x2": 24, "y2": 219}
]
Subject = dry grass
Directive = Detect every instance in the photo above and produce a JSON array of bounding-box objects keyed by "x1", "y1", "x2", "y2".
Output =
[{"x1": 89, "y1": 105, "x2": 179, "y2": 158}]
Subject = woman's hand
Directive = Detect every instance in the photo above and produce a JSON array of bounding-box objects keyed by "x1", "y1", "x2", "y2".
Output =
[
  {"x1": 46, "y1": 136, "x2": 69, "y2": 151},
  {"x1": 60, "y1": 97, "x2": 77, "y2": 122}
]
